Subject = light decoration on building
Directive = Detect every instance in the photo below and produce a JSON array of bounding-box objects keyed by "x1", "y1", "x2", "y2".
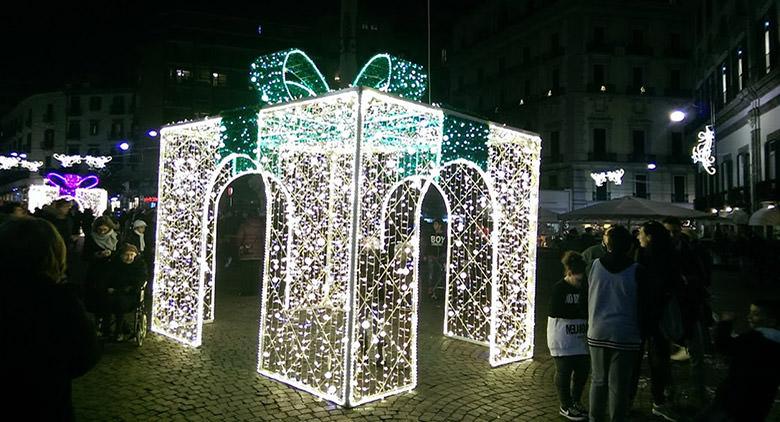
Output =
[
  {"x1": 0, "y1": 155, "x2": 43, "y2": 171},
  {"x1": 590, "y1": 169, "x2": 625, "y2": 186},
  {"x1": 692, "y1": 125, "x2": 716, "y2": 175},
  {"x1": 27, "y1": 185, "x2": 60, "y2": 213},
  {"x1": 53, "y1": 153, "x2": 113, "y2": 169},
  {"x1": 27, "y1": 183, "x2": 107, "y2": 215},
  {"x1": 153, "y1": 49, "x2": 540, "y2": 407}
]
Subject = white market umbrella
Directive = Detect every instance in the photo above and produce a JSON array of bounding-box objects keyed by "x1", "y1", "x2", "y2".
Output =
[
  {"x1": 749, "y1": 203, "x2": 780, "y2": 226},
  {"x1": 559, "y1": 196, "x2": 710, "y2": 221}
]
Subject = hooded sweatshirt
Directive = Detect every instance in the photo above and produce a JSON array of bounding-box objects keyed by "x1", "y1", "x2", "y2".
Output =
[
  {"x1": 712, "y1": 321, "x2": 780, "y2": 421},
  {"x1": 586, "y1": 252, "x2": 649, "y2": 351}
]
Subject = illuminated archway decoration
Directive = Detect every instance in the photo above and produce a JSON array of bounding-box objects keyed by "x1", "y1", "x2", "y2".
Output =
[{"x1": 154, "y1": 49, "x2": 540, "y2": 407}]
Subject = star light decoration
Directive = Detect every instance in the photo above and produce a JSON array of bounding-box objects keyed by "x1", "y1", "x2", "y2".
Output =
[{"x1": 153, "y1": 49, "x2": 541, "y2": 407}]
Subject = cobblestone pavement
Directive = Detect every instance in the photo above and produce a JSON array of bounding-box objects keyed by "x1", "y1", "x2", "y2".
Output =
[{"x1": 73, "y1": 254, "x2": 780, "y2": 421}]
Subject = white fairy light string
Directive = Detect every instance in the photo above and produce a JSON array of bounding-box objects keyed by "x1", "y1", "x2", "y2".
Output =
[
  {"x1": 153, "y1": 49, "x2": 540, "y2": 408},
  {"x1": 53, "y1": 153, "x2": 113, "y2": 169},
  {"x1": 0, "y1": 155, "x2": 43, "y2": 172}
]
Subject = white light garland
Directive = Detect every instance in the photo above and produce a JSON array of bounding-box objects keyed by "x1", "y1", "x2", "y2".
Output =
[
  {"x1": 0, "y1": 155, "x2": 43, "y2": 172},
  {"x1": 53, "y1": 153, "x2": 113, "y2": 169},
  {"x1": 590, "y1": 169, "x2": 625, "y2": 186},
  {"x1": 153, "y1": 87, "x2": 541, "y2": 407},
  {"x1": 692, "y1": 125, "x2": 716, "y2": 175}
]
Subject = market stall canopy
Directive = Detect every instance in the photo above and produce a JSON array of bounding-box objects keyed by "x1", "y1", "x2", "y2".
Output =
[
  {"x1": 559, "y1": 196, "x2": 710, "y2": 221},
  {"x1": 538, "y1": 207, "x2": 559, "y2": 223},
  {"x1": 749, "y1": 203, "x2": 780, "y2": 226}
]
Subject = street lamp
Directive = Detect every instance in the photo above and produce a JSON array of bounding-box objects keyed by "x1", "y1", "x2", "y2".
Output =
[
  {"x1": 669, "y1": 110, "x2": 686, "y2": 122},
  {"x1": 118, "y1": 141, "x2": 130, "y2": 151},
  {"x1": 147, "y1": 129, "x2": 158, "y2": 138}
]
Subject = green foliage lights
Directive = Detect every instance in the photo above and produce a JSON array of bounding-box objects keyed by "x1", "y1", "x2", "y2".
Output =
[
  {"x1": 441, "y1": 114, "x2": 490, "y2": 170},
  {"x1": 218, "y1": 107, "x2": 260, "y2": 173},
  {"x1": 353, "y1": 54, "x2": 428, "y2": 102}
]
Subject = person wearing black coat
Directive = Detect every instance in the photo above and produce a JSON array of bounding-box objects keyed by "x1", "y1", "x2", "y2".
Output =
[
  {"x1": 105, "y1": 243, "x2": 147, "y2": 341},
  {"x1": 0, "y1": 217, "x2": 100, "y2": 421}
]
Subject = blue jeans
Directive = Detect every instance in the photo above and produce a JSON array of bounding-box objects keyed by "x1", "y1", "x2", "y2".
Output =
[{"x1": 589, "y1": 346, "x2": 638, "y2": 422}]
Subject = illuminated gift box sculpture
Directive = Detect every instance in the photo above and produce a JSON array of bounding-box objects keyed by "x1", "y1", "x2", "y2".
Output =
[
  {"x1": 27, "y1": 173, "x2": 108, "y2": 216},
  {"x1": 153, "y1": 49, "x2": 540, "y2": 406}
]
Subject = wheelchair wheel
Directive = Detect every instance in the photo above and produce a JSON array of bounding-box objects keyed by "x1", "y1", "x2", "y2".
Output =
[{"x1": 134, "y1": 309, "x2": 147, "y2": 347}]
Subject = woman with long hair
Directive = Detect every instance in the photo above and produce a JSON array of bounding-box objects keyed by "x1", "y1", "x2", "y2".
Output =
[
  {"x1": 83, "y1": 216, "x2": 119, "y2": 335},
  {"x1": 0, "y1": 217, "x2": 100, "y2": 420}
]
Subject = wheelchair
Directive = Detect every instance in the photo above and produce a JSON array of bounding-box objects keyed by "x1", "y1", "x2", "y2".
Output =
[{"x1": 95, "y1": 280, "x2": 149, "y2": 346}]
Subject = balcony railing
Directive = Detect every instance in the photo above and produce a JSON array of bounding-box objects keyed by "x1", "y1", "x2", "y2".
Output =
[
  {"x1": 67, "y1": 106, "x2": 82, "y2": 116},
  {"x1": 665, "y1": 155, "x2": 691, "y2": 165},
  {"x1": 586, "y1": 42, "x2": 614, "y2": 54},
  {"x1": 625, "y1": 44, "x2": 653, "y2": 56},
  {"x1": 546, "y1": 154, "x2": 564, "y2": 163},
  {"x1": 633, "y1": 191, "x2": 650, "y2": 199},
  {"x1": 586, "y1": 83, "x2": 615, "y2": 93},
  {"x1": 588, "y1": 152, "x2": 617, "y2": 161},
  {"x1": 671, "y1": 193, "x2": 689, "y2": 203},
  {"x1": 592, "y1": 191, "x2": 612, "y2": 201},
  {"x1": 627, "y1": 153, "x2": 657, "y2": 162},
  {"x1": 625, "y1": 85, "x2": 655, "y2": 96}
]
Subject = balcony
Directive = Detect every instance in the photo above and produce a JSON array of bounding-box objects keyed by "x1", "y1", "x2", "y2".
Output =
[
  {"x1": 67, "y1": 106, "x2": 82, "y2": 116},
  {"x1": 592, "y1": 191, "x2": 612, "y2": 201},
  {"x1": 42, "y1": 112, "x2": 54, "y2": 123},
  {"x1": 633, "y1": 191, "x2": 651, "y2": 199},
  {"x1": 663, "y1": 47, "x2": 691, "y2": 59},
  {"x1": 541, "y1": 47, "x2": 566, "y2": 60},
  {"x1": 671, "y1": 193, "x2": 689, "y2": 203},
  {"x1": 664, "y1": 87, "x2": 693, "y2": 98},
  {"x1": 588, "y1": 152, "x2": 617, "y2": 161},
  {"x1": 110, "y1": 104, "x2": 126, "y2": 115},
  {"x1": 627, "y1": 153, "x2": 656, "y2": 163},
  {"x1": 665, "y1": 154, "x2": 691, "y2": 165}
]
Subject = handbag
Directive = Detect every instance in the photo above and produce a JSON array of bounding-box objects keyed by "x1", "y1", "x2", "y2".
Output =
[{"x1": 660, "y1": 295, "x2": 685, "y2": 343}]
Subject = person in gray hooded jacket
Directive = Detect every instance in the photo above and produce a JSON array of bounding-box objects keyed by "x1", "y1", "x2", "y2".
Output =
[{"x1": 587, "y1": 225, "x2": 650, "y2": 422}]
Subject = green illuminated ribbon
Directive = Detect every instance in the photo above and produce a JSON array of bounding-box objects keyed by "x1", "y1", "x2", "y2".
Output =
[{"x1": 249, "y1": 49, "x2": 428, "y2": 105}]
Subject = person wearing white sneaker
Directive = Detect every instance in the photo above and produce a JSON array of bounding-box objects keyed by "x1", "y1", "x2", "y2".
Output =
[{"x1": 548, "y1": 251, "x2": 589, "y2": 421}]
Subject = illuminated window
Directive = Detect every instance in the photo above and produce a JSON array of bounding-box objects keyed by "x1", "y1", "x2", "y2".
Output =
[
  {"x1": 721, "y1": 65, "x2": 728, "y2": 104},
  {"x1": 736, "y1": 49, "x2": 744, "y2": 91},
  {"x1": 765, "y1": 21, "x2": 772, "y2": 73}
]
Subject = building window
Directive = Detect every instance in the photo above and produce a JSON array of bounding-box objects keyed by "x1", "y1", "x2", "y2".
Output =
[
  {"x1": 593, "y1": 64, "x2": 605, "y2": 86},
  {"x1": 635, "y1": 174, "x2": 648, "y2": 198},
  {"x1": 593, "y1": 26, "x2": 605, "y2": 44},
  {"x1": 67, "y1": 120, "x2": 81, "y2": 139},
  {"x1": 669, "y1": 69, "x2": 681, "y2": 91},
  {"x1": 673, "y1": 175, "x2": 686, "y2": 202},
  {"x1": 87, "y1": 144, "x2": 100, "y2": 156},
  {"x1": 721, "y1": 65, "x2": 728, "y2": 104},
  {"x1": 43, "y1": 129, "x2": 55, "y2": 150},
  {"x1": 549, "y1": 174, "x2": 559, "y2": 189},
  {"x1": 551, "y1": 68, "x2": 560, "y2": 91},
  {"x1": 110, "y1": 120, "x2": 124, "y2": 138},
  {"x1": 26, "y1": 133, "x2": 31, "y2": 152},
  {"x1": 89, "y1": 120, "x2": 99, "y2": 136},
  {"x1": 498, "y1": 57, "x2": 506, "y2": 76},
  {"x1": 593, "y1": 128, "x2": 607, "y2": 159},
  {"x1": 522, "y1": 46, "x2": 530, "y2": 63},
  {"x1": 671, "y1": 132, "x2": 683, "y2": 159},
  {"x1": 595, "y1": 185, "x2": 608, "y2": 201},
  {"x1": 110, "y1": 96, "x2": 125, "y2": 114},
  {"x1": 44, "y1": 103, "x2": 54, "y2": 122},
  {"x1": 67, "y1": 144, "x2": 79, "y2": 155},
  {"x1": 477, "y1": 68, "x2": 484, "y2": 83},
  {"x1": 68, "y1": 96, "x2": 81, "y2": 115},
  {"x1": 524, "y1": 79, "x2": 531, "y2": 97},
  {"x1": 632, "y1": 66, "x2": 644, "y2": 89},
  {"x1": 765, "y1": 20, "x2": 772, "y2": 73},
  {"x1": 767, "y1": 140, "x2": 778, "y2": 180},
  {"x1": 550, "y1": 130, "x2": 560, "y2": 160},
  {"x1": 632, "y1": 130, "x2": 645, "y2": 158},
  {"x1": 550, "y1": 33, "x2": 560, "y2": 53},
  {"x1": 211, "y1": 72, "x2": 227, "y2": 87},
  {"x1": 736, "y1": 49, "x2": 744, "y2": 91},
  {"x1": 89, "y1": 96, "x2": 102, "y2": 111}
]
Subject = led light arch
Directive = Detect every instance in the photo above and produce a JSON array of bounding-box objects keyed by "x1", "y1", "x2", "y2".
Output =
[{"x1": 154, "y1": 49, "x2": 540, "y2": 407}]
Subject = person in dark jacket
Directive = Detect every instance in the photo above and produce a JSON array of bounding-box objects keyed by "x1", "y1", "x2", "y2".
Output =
[
  {"x1": 83, "y1": 216, "x2": 119, "y2": 333},
  {"x1": 695, "y1": 299, "x2": 780, "y2": 421},
  {"x1": 587, "y1": 225, "x2": 650, "y2": 422},
  {"x1": 105, "y1": 243, "x2": 147, "y2": 341},
  {"x1": 0, "y1": 217, "x2": 100, "y2": 421},
  {"x1": 635, "y1": 220, "x2": 681, "y2": 420},
  {"x1": 548, "y1": 251, "x2": 589, "y2": 421}
]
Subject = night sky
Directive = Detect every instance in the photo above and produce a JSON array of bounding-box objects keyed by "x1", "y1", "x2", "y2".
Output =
[{"x1": 1, "y1": 0, "x2": 464, "y2": 113}]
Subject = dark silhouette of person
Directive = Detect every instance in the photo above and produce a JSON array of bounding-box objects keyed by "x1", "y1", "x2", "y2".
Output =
[{"x1": 0, "y1": 217, "x2": 100, "y2": 420}]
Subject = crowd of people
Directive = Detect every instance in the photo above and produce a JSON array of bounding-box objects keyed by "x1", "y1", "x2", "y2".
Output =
[{"x1": 547, "y1": 218, "x2": 780, "y2": 422}]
